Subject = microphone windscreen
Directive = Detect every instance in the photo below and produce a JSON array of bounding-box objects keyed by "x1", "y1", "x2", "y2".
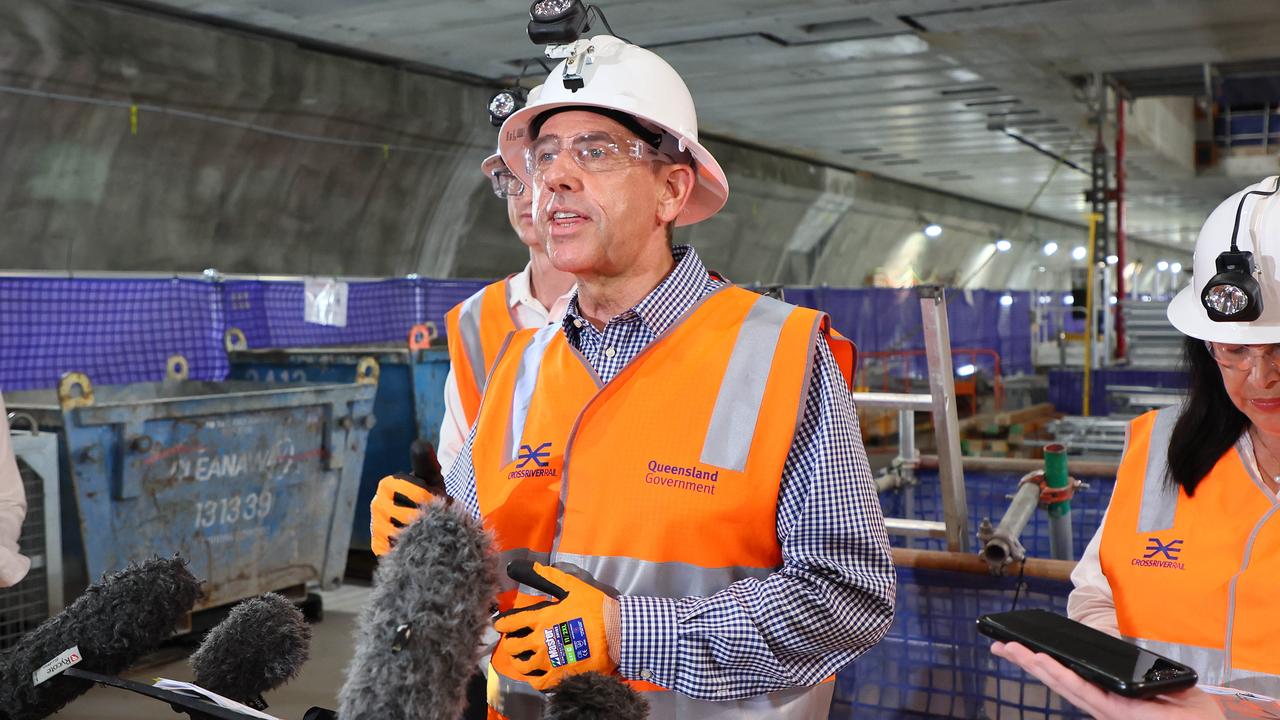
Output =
[
  {"x1": 190, "y1": 592, "x2": 311, "y2": 706},
  {"x1": 544, "y1": 672, "x2": 650, "y2": 720},
  {"x1": 0, "y1": 555, "x2": 202, "y2": 720},
  {"x1": 338, "y1": 500, "x2": 498, "y2": 720}
]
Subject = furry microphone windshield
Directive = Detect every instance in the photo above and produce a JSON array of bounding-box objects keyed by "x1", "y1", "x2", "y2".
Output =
[
  {"x1": 0, "y1": 556, "x2": 202, "y2": 720},
  {"x1": 338, "y1": 501, "x2": 498, "y2": 720},
  {"x1": 544, "y1": 672, "x2": 650, "y2": 720},
  {"x1": 190, "y1": 592, "x2": 312, "y2": 709}
]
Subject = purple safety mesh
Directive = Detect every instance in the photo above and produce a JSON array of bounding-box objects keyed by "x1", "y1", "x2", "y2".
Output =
[{"x1": 0, "y1": 277, "x2": 227, "y2": 392}]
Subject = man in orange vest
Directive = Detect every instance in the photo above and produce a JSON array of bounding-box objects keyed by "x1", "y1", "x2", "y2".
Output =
[{"x1": 373, "y1": 35, "x2": 894, "y2": 719}]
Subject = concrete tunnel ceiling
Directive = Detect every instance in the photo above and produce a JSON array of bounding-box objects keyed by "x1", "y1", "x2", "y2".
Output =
[{"x1": 120, "y1": 0, "x2": 1280, "y2": 252}]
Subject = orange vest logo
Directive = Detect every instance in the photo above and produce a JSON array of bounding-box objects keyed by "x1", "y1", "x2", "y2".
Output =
[
  {"x1": 1131, "y1": 537, "x2": 1185, "y2": 570},
  {"x1": 510, "y1": 442, "x2": 556, "y2": 480},
  {"x1": 643, "y1": 460, "x2": 720, "y2": 496}
]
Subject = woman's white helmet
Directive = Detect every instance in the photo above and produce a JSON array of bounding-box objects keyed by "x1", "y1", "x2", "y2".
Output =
[
  {"x1": 497, "y1": 35, "x2": 729, "y2": 227},
  {"x1": 1169, "y1": 176, "x2": 1280, "y2": 343}
]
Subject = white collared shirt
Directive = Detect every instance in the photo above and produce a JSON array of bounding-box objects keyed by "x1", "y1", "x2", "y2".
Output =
[
  {"x1": 0, "y1": 394, "x2": 30, "y2": 588},
  {"x1": 435, "y1": 262, "x2": 574, "y2": 473}
]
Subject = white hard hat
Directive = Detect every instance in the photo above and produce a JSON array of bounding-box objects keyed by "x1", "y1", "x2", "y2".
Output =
[
  {"x1": 1169, "y1": 176, "x2": 1280, "y2": 343},
  {"x1": 497, "y1": 35, "x2": 728, "y2": 227}
]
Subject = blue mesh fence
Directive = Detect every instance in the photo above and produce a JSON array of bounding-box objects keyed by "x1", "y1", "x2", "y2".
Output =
[
  {"x1": 421, "y1": 279, "x2": 490, "y2": 347},
  {"x1": 223, "y1": 278, "x2": 425, "y2": 348},
  {"x1": 0, "y1": 277, "x2": 227, "y2": 392},
  {"x1": 1048, "y1": 368, "x2": 1188, "y2": 416},
  {"x1": 880, "y1": 469, "x2": 1114, "y2": 559},
  {"x1": 832, "y1": 567, "x2": 1087, "y2": 719},
  {"x1": 785, "y1": 287, "x2": 1034, "y2": 378}
]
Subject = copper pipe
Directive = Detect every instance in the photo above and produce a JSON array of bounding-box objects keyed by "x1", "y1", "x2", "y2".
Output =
[
  {"x1": 893, "y1": 548, "x2": 1076, "y2": 582},
  {"x1": 915, "y1": 454, "x2": 1118, "y2": 477}
]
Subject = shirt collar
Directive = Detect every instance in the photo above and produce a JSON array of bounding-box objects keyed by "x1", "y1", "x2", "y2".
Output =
[{"x1": 563, "y1": 244, "x2": 710, "y2": 337}]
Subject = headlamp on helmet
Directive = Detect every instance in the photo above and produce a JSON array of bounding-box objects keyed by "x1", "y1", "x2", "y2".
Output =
[
  {"x1": 1201, "y1": 177, "x2": 1280, "y2": 322},
  {"x1": 488, "y1": 87, "x2": 527, "y2": 127}
]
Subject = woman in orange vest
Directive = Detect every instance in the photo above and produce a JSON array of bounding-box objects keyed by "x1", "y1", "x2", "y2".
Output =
[{"x1": 994, "y1": 177, "x2": 1280, "y2": 718}]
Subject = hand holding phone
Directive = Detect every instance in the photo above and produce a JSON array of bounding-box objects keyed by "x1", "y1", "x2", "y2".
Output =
[
  {"x1": 978, "y1": 609, "x2": 1198, "y2": 699},
  {"x1": 990, "y1": 641, "x2": 1223, "y2": 720}
]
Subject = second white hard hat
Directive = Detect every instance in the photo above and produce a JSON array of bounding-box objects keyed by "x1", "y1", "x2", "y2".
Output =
[{"x1": 1168, "y1": 176, "x2": 1280, "y2": 343}]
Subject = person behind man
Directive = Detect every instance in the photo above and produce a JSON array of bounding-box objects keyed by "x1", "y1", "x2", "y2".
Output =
[
  {"x1": 374, "y1": 35, "x2": 894, "y2": 719},
  {"x1": 369, "y1": 143, "x2": 577, "y2": 557},
  {"x1": 437, "y1": 147, "x2": 577, "y2": 474},
  {"x1": 0, "y1": 395, "x2": 30, "y2": 589}
]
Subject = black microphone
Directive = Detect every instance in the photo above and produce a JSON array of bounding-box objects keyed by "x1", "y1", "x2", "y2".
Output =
[
  {"x1": 0, "y1": 555, "x2": 202, "y2": 720},
  {"x1": 189, "y1": 592, "x2": 312, "y2": 710},
  {"x1": 338, "y1": 500, "x2": 499, "y2": 720},
  {"x1": 544, "y1": 672, "x2": 650, "y2": 720}
]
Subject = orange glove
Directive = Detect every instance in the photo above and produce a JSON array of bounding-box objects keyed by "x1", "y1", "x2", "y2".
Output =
[
  {"x1": 370, "y1": 440, "x2": 449, "y2": 556},
  {"x1": 492, "y1": 561, "x2": 617, "y2": 691}
]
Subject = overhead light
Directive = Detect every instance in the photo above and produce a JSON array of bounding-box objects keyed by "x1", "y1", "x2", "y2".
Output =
[
  {"x1": 1071, "y1": 246, "x2": 1087, "y2": 261},
  {"x1": 1106, "y1": 254, "x2": 1119, "y2": 265},
  {"x1": 1042, "y1": 241, "x2": 1058, "y2": 256},
  {"x1": 527, "y1": 0, "x2": 591, "y2": 45},
  {"x1": 1063, "y1": 294, "x2": 1075, "y2": 305},
  {"x1": 1109, "y1": 295, "x2": 1118, "y2": 305},
  {"x1": 1038, "y1": 294, "x2": 1051, "y2": 304},
  {"x1": 999, "y1": 294, "x2": 1014, "y2": 307},
  {"x1": 994, "y1": 238, "x2": 1012, "y2": 252},
  {"x1": 487, "y1": 87, "x2": 527, "y2": 127},
  {"x1": 923, "y1": 223, "x2": 943, "y2": 238},
  {"x1": 956, "y1": 364, "x2": 977, "y2": 377},
  {"x1": 1156, "y1": 260, "x2": 1169, "y2": 272},
  {"x1": 1170, "y1": 262, "x2": 1183, "y2": 274}
]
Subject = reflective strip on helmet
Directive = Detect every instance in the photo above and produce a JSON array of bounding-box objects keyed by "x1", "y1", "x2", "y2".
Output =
[
  {"x1": 1138, "y1": 406, "x2": 1180, "y2": 533},
  {"x1": 552, "y1": 552, "x2": 774, "y2": 598},
  {"x1": 503, "y1": 324, "x2": 561, "y2": 468},
  {"x1": 458, "y1": 291, "x2": 489, "y2": 398},
  {"x1": 700, "y1": 295, "x2": 795, "y2": 472}
]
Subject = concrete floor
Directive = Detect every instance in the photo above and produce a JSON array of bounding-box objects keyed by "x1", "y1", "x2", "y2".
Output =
[{"x1": 57, "y1": 583, "x2": 372, "y2": 719}]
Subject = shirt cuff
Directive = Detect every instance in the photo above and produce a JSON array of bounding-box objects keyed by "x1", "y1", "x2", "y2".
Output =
[{"x1": 618, "y1": 595, "x2": 679, "y2": 688}]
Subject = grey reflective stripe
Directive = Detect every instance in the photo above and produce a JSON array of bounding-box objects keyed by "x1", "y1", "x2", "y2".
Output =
[
  {"x1": 503, "y1": 324, "x2": 560, "y2": 468},
  {"x1": 1126, "y1": 635, "x2": 1227, "y2": 684},
  {"x1": 1138, "y1": 406, "x2": 1180, "y2": 532},
  {"x1": 458, "y1": 289, "x2": 489, "y2": 396},
  {"x1": 491, "y1": 672, "x2": 546, "y2": 720},
  {"x1": 642, "y1": 681, "x2": 834, "y2": 720},
  {"x1": 1124, "y1": 636, "x2": 1280, "y2": 696},
  {"x1": 492, "y1": 657, "x2": 835, "y2": 720},
  {"x1": 1225, "y1": 503, "x2": 1280, "y2": 684},
  {"x1": 701, "y1": 295, "x2": 795, "y2": 472},
  {"x1": 552, "y1": 552, "x2": 775, "y2": 598},
  {"x1": 497, "y1": 547, "x2": 550, "y2": 594}
]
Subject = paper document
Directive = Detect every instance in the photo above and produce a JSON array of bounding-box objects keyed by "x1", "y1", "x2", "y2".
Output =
[{"x1": 151, "y1": 678, "x2": 282, "y2": 720}]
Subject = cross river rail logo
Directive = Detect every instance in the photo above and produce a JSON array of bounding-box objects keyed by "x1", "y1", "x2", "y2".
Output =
[
  {"x1": 644, "y1": 460, "x2": 720, "y2": 496},
  {"x1": 510, "y1": 442, "x2": 557, "y2": 480},
  {"x1": 1131, "y1": 537, "x2": 1186, "y2": 570}
]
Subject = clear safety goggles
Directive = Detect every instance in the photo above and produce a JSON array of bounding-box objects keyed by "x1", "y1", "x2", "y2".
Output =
[
  {"x1": 524, "y1": 131, "x2": 668, "y2": 178},
  {"x1": 1206, "y1": 341, "x2": 1280, "y2": 372},
  {"x1": 487, "y1": 168, "x2": 525, "y2": 198}
]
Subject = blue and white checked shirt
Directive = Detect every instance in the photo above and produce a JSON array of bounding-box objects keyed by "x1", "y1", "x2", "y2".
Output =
[{"x1": 446, "y1": 245, "x2": 896, "y2": 701}]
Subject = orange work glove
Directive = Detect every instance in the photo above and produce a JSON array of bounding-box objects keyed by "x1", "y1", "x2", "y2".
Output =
[
  {"x1": 370, "y1": 440, "x2": 450, "y2": 556},
  {"x1": 492, "y1": 561, "x2": 617, "y2": 691}
]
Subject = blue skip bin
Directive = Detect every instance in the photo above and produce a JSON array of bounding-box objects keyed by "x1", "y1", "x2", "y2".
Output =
[
  {"x1": 4, "y1": 360, "x2": 377, "y2": 611},
  {"x1": 226, "y1": 337, "x2": 449, "y2": 551}
]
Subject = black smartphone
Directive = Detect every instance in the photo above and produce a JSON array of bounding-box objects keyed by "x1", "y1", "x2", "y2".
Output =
[{"x1": 977, "y1": 609, "x2": 1199, "y2": 698}]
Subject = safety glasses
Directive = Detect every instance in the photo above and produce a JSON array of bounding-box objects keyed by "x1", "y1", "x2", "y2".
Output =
[
  {"x1": 524, "y1": 131, "x2": 666, "y2": 178},
  {"x1": 1206, "y1": 341, "x2": 1280, "y2": 372},
  {"x1": 488, "y1": 169, "x2": 526, "y2": 198}
]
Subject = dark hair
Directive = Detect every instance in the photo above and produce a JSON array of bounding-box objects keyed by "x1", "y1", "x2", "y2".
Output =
[{"x1": 1167, "y1": 336, "x2": 1248, "y2": 496}]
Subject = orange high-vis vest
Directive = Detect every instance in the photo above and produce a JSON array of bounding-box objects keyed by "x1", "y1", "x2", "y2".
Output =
[
  {"x1": 445, "y1": 279, "x2": 520, "y2": 428},
  {"x1": 1100, "y1": 407, "x2": 1280, "y2": 696},
  {"x1": 472, "y1": 286, "x2": 851, "y2": 720}
]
